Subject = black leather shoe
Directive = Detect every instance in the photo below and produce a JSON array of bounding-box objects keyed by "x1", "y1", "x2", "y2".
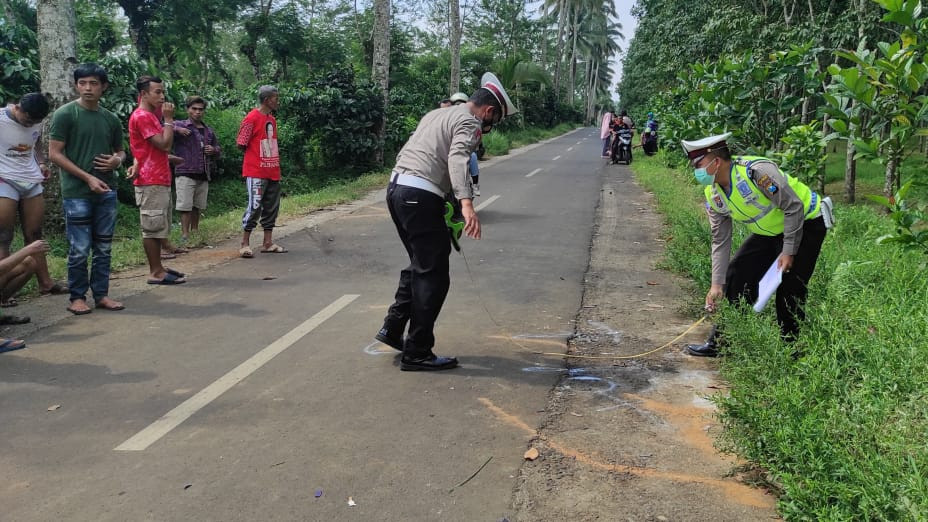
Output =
[
  {"x1": 374, "y1": 328, "x2": 403, "y2": 352},
  {"x1": 685, "y1": 342, "x2": 719, "y2": 357},
  {"x1": 400, "y1": 354, "x2": 459, "y2": 371}
]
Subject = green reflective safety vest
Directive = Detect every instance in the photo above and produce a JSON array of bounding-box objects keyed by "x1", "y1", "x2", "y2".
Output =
[{"x1": 704, "y1": 156, "x2": 820, "y2": 237}]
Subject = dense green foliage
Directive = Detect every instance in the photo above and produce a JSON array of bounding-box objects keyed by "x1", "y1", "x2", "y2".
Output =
[
  {"x1": 620, "y1": 0, "x2": 928, "y2": 203},
  {"x1": 633, "y1": 154, "x2": 928, "y2": 520},
  {"x1": 4, "y1": 0, "x2": 617, "y2": 178}
]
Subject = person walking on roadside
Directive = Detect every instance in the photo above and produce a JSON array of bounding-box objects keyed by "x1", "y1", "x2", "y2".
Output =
[
  {"x1": 0, "y1": 93, "x2": 68, "y2": 308},
  {"x1": 600, "y1": 110, "x2": 613, "y2": 158},
  {"x1": 374, "y1": 72, "x2": 517, "y2": 371},
  {"x1": 681, "y1": 133, "x2": 830, "y2": 356},
  {"x1": 173, "y1": 96, "x2": 220, "y2": 245},
  {"x1": 0, "y1": 239, "x2": 50, "y2": 351},
  {"x1": 48, "y1": 63, "x2": 126, "y2": 315},
  {"x1": 127, "y1": 75, "x2": 187, "y2": 285},
  {"x1": 237, "y1": 85, "x2": 287, "y2": 258}
]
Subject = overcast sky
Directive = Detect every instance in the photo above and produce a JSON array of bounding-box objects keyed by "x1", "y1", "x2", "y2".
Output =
[{"x1": 611, "y1": 0, "x2": 638, "y2": 100}]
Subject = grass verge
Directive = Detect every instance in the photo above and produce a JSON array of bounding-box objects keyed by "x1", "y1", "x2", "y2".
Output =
[
  {"x1": 633, "y1": 153, "x2": 928, "y2": 520},
  {"x1": 482, "y1": 122, "x2": 578, "y2": 157}
]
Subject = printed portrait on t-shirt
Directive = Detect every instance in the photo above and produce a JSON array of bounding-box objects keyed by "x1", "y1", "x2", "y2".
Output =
[{"x1": 260, "y1": 121, "x2": 278, "y2": 159}]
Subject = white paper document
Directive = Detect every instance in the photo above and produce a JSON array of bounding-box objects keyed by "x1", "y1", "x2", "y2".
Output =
[{"x1": 753, "y1": 261, "x2": 783, "y2": 313}]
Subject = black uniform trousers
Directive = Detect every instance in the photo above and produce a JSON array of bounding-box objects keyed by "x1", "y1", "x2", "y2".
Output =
[
  {"x1": 383, "y1": 180, "x2": 452, "y2": 357},
  {"x1": 724, "y1": 216, "x2": 827, "y2": 340}
]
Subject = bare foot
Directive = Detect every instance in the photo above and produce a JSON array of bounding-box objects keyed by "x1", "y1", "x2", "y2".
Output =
[{"x1": 95, "y1": 297, "x2": 125, "y2": 311}]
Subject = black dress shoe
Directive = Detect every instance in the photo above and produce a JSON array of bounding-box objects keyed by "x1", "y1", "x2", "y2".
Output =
[
  {"x1": 374, "y1": 328, "x2": 403, "y2": 352},
  {"x1": 685, "y1": 342, "x2": 719, "y2": 357},
  {"x1": 400, "y1": 354, "x2": 459, "y2": 371}
]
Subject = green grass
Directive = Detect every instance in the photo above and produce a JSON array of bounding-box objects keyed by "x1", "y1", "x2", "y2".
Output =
[
  {"x1": 482, "y1": 123, "x2": 578, "y2": 157},
  {"x1": 633, "y1": 153, "x2": 928, "y2": 520}
]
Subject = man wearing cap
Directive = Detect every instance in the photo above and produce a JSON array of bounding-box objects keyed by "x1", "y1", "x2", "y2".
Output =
[
  {"x1": 681, "y1": 133, "x2": 828, "y2": 356},
  {"x1": 375, "y1": 73, "x2": 517, "y2": 371}
]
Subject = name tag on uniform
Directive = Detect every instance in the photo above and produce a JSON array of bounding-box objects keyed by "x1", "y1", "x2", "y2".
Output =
[{"x1": 736, "y1": 180, "x2": 753, "y2": 197}]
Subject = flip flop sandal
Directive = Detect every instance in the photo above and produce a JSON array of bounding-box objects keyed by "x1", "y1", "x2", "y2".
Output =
[
  {"x1": 0, "y1": 338, "x2": 26, "y2": 354},
  {"x1": 160, "y1": 252, "x2": 177, "y2": 260},
  {"x1": 239, "y1": 246, "x2": 254, "y2": 258},
  {"x1": 166, "y1": 268, "x2": 186, "y2": 278},
  {"x1": 66, "y1": 306, "x2": 92, "y2": 315},
  {"x1": 147, "y1": 272, "x2": 186, "y2": 285},
  {"x1": 96, "y1": 302, "x2": 125, "y2": 311},
  {"x1": 261, "y1": 244, "x2": 288, "y2": 253},
  {"x1": 0, "y1": 314, "x2": 30, "y2": 325},
  {"x1": 40, "y1": 283, "x2": 69, "y2": 296},
  {"x1": 1, "y1": 298, "x2": 18, "y2": 308}
]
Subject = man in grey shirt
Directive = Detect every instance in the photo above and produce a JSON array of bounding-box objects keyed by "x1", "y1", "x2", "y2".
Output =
[{"x1": 375, "y1": 73, "x2": 517, "y2": 371}]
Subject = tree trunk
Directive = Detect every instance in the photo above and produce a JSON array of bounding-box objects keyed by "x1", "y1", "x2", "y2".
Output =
[
  {"x1": 449, "y1": 0, "x2": 461, "y2": 94},
  {"x1": 541, "y1": 3, "x2": 549, "y2": 72},
  {"x1": 883, "y1": 153, "x2": 898, "y2": 199},
  {"x1": 567, "y1": 4, "x2": 579, "y2": 105},
  {"x1": 844, "y1": 135, "x2": 856, "y2": 203},
  {"x1": 37, "y1": 0, "x2": 78, "y2": 229},
  {"x1": 553, "y1": 0, "x2": 567, "y2": 94},
  {"x1": 372, "y1": 0, "x2": 391, "y2": 166}
]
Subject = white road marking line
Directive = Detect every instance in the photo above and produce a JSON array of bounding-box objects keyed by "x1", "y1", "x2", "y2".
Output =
[
  {"x1": 567, "y1": 147, "x2": 574, "y2": 152},
  {"x1": 114, "y1": 294, "x2": 360, "y2": 451},
  {"x1": 475, "y1": 195, "x2": 500, "y2": 211},
  {"x1": 552, "y1": 155, "x2": 561, "y2": 161},
  {"x1": 576, "y1": 141, "x2": 581, "y2": 145},
  {"x1": 525, "y1": 168, "x2": 542, "y2": 178}
]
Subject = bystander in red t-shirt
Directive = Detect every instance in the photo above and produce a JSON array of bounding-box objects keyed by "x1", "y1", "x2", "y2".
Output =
[
  {"x1": 236, "y1": 109, "x2": 281, "y2": 181},
  {"x1": 128, "y1": 107, "x2": 171, "y2": 186}
]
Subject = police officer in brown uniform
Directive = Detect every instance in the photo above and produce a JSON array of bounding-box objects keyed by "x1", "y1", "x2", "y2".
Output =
[
  {"x1": 681, "y1": 133, "x2": 832, "y2": 356},
  {"x1": 375, "y1": 73, "x2": 517, "y2": 371}
]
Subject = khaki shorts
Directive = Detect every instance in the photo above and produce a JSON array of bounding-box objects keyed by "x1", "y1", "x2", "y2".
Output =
[
  {"x1": 175, "y1": 176, "x2": 208, "y2": 211},
  {"x1": 134, "y1": 185, "x2": 172, "y2": 239}
]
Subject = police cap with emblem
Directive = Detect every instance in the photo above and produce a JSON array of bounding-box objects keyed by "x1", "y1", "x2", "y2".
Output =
[
  {"x1": 480, "y1": 72, "x2": 519, "y2": 120},
  {"x1": 680, "y1": 132, "x2": 732, "y2": 165}
]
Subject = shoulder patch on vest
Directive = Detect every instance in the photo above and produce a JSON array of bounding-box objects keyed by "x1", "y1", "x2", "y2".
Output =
[{"x1": 755, "y1": 174, "x2": 778, "y2": 194}]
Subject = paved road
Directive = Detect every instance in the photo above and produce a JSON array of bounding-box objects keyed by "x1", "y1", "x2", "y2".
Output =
[{"x1": 1, "y1": 128, "x2": 609, "y2": 521}]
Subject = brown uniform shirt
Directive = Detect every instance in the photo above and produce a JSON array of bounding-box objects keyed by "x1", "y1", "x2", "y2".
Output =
[
  {"x1": 707, "y1": 160, "x2": 807, "y2": 285},
  {"x1": 394, "y1": 104, "x2": 480, "y2": 201}
]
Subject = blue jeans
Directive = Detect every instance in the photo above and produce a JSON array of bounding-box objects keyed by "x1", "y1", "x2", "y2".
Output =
[
  {"x1": 468, "y1": 152, "x2": 480, "y2": 179},
  {"x1": 63, "y1": 191, "x2": 118, "y2": 302}
]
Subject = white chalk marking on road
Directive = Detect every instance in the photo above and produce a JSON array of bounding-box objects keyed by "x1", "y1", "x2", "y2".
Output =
[
  {"x1": 567, "y1": 147, "x2": 574, "y2": 152},
  {"x1": 552, "y1": 155, "x2": 561, "y2": 161},
  {"x1": 114, "y1": 294, "x2": 360, "y2": 451},
  {"x1": 526, "y1": 168, "x2": 542, "y2": 178},
  {"x1": 475, "y1": 195, "x2": 500, "y2": 212}
]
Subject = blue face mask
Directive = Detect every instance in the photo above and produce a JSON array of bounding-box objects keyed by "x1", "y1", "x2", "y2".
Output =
[{"x1": 693, "y1": 159, "x2": 716, "y2": 185}]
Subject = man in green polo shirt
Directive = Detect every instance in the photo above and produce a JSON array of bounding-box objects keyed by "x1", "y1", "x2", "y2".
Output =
[{"x1": 48, "y1": 63, "x2": 126, "y2": 315}]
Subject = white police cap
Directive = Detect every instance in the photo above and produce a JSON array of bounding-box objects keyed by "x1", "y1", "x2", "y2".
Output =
[
  {"x1": 681, "y1": 132, "x2": 732, "y2": 163},
  {"x1": 480, "y1": 72, "x2": 518, "y2": 119}
]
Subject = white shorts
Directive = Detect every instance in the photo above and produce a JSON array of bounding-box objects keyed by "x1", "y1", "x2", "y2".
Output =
[{"x1": 0, "y1": 178, "x2": 43, "y2": 201}]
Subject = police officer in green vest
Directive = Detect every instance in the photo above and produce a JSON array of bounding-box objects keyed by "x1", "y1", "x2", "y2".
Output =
[{"x1": 681, "y1": 133, "x2": 829, "y2": 356}]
